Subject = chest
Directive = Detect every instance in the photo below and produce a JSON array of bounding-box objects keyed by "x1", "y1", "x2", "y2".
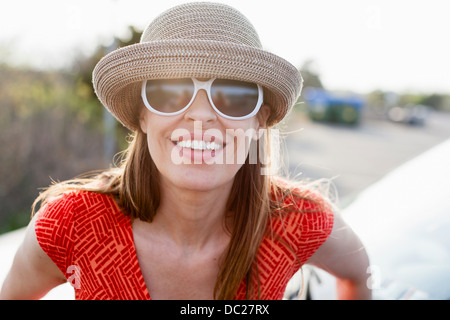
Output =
[{"x1": 132, "y1": 229, "x2": 226, "y2": 300}]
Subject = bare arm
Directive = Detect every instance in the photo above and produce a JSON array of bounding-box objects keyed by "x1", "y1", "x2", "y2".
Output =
[
  {"x1": 0, "y1": 214, "x2": 67, "y2": 300},
  {"x1": 307, "y1": 213, "x2": 372, "y2": 300}
]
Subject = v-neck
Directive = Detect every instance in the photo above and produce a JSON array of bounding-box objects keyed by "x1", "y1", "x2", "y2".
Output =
[
  {"x1": 102, "y1": 190, "x2": 332, "y2": 300},
  {"x1": 118, "y1": 207, "x2": 244, "y2": 300}
]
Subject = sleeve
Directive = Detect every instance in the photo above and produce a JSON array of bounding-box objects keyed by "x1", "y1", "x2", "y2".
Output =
[
  {"x1": 293, "y1": 191, "x2": 335, "y2": 265},
  {"x1": 34, "y1": 192, "x2": 75, "y2": 278}
]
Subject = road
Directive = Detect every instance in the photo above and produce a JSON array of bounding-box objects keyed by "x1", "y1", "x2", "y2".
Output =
[{"x1": 283, "y1": 110, "x2": 450, "y2": 205}]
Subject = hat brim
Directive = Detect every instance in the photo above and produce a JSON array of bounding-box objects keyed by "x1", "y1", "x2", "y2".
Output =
[{"x1": 93, "y1": 39, "x2": 302, "y2": 130}]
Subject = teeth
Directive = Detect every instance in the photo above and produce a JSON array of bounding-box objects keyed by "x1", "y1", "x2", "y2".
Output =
[{"x1": 177, "y1": 140, "x2": 221, "y2": 150}]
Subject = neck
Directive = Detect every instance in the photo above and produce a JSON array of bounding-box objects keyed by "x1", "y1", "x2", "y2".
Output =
[{"x1": 150, "y1": 179, "x2": 234, "y2": 251}]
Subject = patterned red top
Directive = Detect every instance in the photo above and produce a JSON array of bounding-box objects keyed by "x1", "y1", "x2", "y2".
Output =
[{"x1": 35, "y1": 189, "x2": 333, "y2": 300}]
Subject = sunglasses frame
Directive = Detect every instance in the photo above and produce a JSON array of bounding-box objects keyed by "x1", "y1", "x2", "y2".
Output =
[{"x1": 141, "y1": 78, "x2": 264, "y2": 120}]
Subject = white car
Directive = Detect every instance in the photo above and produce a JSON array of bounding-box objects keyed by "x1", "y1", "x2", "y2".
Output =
[{"x1": 306, "y1": 138, "x2": 450, "y2": 299}]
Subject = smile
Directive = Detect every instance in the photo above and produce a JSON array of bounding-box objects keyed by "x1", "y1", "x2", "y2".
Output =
[{"x1": 176, "y1": 140, "x2": 222, "y2": 151}]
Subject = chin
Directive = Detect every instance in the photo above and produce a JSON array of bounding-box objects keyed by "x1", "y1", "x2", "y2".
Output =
[{"x1": 166, "y1": 162, "x2": 238, "y2": 192}]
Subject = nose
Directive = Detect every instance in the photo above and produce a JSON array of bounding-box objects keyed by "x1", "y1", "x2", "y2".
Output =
[{"x1": 184, "y1": 89, "x2": 217, "y2": 123}]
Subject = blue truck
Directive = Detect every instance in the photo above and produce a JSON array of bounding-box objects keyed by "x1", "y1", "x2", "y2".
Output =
[{"x1": 303, "y1": 87, "x2": 365, "y2": 125}]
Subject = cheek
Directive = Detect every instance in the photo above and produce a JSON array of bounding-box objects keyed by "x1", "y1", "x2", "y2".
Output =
[
  {"x1": 146, "y1": 131, "x2": 160, "y2": 157},
  {"x1": 140, "y1": 113, "x2": 175, "y2": 160}
]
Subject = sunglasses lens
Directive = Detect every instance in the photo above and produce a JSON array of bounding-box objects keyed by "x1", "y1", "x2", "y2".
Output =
[
  {"x1": 210, "y1": 79, "x2": 260, "y2": 118},
  {"x1": 144, "y1": 79, "x2": 194, "y2": 114}
]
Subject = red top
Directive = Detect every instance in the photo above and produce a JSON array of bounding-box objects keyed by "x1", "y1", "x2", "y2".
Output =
[{"x1": 35, "y1": 189, "x2": 333, "y2": 300}]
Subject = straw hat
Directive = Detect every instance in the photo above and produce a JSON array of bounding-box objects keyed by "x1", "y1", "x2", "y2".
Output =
[{"x1": 93, "y1": 2, "x2": 303, "y2": 130}]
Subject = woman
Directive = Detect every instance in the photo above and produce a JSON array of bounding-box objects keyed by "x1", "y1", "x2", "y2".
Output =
[{"x1": 0, "y1": 2, "x2": 370, "y2": 300}]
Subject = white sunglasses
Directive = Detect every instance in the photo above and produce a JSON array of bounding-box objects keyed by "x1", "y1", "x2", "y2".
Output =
[{"x1": 141, "y1": 78, "x2": 263, "y2": 120}]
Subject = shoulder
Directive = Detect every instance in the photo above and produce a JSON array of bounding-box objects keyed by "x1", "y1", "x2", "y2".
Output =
[
  {"x1": 34, "y1": 190, "x2": 126, "y2": 268},
  {"x1": 268, "y1": 178, "x2": 335, "y2": 264},
  {"x1": 270, "y1": 179, "x2": 334, "y2": 231},
  {"x1": 34, "y1": 190, "x2": 124, "y2": 248},
  {"x1": 36, "y1": 190, "x2": 120, "y2": 221}
]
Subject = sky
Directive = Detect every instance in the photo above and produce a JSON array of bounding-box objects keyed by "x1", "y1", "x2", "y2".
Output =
[{"x1": 1, "y1": 0, "x2": 449, "y2": 94}]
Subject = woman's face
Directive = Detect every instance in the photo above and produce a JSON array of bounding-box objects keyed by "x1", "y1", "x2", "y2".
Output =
[{"x1": 139, "y1": 88, "x2": 270, "y2": 193}]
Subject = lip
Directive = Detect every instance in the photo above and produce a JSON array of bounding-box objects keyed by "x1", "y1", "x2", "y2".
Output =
[{"x1": 170, "y1": 131, "x2": 225, "y2": 164}]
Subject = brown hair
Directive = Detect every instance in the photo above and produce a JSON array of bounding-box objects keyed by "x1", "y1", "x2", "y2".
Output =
[{"x1": 32, "y1": 122, "x2": 320, "y2": 299}]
